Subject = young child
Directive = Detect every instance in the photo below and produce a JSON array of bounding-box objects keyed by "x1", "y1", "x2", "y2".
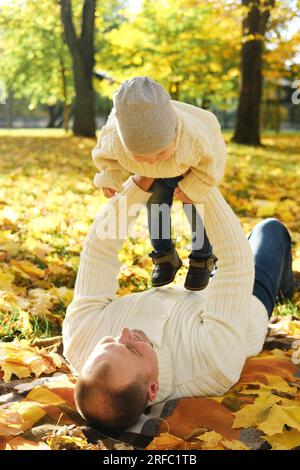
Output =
[{"x1": 92, "y1": 76, "x2": 227, "y2": 290}]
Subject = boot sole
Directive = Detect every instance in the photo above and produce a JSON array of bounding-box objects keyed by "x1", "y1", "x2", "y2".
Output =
[
  {"x1": 184, "y1": 279, "x2": 210, "y2": 291},
  {"x1": 152, "y1": 261, "x2": 182, "y2": 287}
]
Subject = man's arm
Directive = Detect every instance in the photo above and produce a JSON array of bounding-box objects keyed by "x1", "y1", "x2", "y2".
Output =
[
  {"x1": 62, "y1": 176, "x2": 153, "y2": 370},
  {"x1": 195, "y1": 188, "x2": 255, "y2": 386}
]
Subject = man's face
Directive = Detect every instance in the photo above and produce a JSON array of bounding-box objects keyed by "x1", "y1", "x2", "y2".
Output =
[
  {"x1": 131, "y1": 138, "x2": 176, "y2": 164},
  {"x1": 82, "y1": 328, "x2": 159, "y2": 399}
]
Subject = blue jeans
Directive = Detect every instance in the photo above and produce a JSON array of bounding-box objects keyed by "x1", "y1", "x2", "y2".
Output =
[
  {"x1": 248, "y1": 218, "x2": 294, "y2": 318},
  {"x1": 147, "y1": 176, "x2": 212, "y2": 259}
]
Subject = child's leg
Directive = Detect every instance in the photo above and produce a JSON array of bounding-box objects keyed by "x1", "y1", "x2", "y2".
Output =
[
  {"x1": 147, "y1": 177, "x2": 183, "y2": 287},
  {"x1": 147, "y1": 177, "x2": 182, "y2": 254},
  {"x1": 183, "y1": 203, "x2": 213, "y2": 259}
]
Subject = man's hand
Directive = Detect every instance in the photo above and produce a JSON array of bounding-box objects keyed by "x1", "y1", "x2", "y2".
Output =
[
  {"x1": 133, "y1": 175, "x2": 155, "y2": 192},
  {"x1": 174, "y1": 187, "x2": 192, "y2": 204},
  {"x1": 102, "y1": 187, "x2": 117, "y2": 198}
]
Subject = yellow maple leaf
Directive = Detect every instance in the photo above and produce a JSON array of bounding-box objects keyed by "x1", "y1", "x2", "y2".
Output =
[
  {"x1": 235, "y1": 376, "x2": 297, "y2": 399},
  {"x1": 222, "y1": 439, "x2": 249, "y2": 450},
  {"x1": 146, "y1": 432, "x2": 184, "y2": 450},
  {"x1": 1, "y1": 363, "x2": 30, "y2": 382},
  {"x1": 0, "y1": 266, "x2": 14, "y2": 291},
  {"x1": 266, "y1": 375, "x2": 298, "y2": 395},
  {"x1": 10, "y1": 259, "x2": 45, "y2": 279},
  {"x1": 27, "y1": 386, "x2": 66, "y2": 406},
  {"x1": 269, "y1": 349, "x2": 289, "y2": 360},
  {"x1": 196, "y1": 431, "x2": 223, "y2": 449},
  {"x1": 233, "y1": 395, "x2": 278, "y2": 429},
  {"x1": 258, "y1": 405, "x2": 300, "y2": 436},
  {"x1": 288, "y1": 321, "x2": 300, "y2": 338},
  {"x1": 263, "y1": 429, "x2": 300, "y2": 450},
  {"x1": 9, "y1": 401, "x2": 46, "y2": 428},
  {"x1": 0, "y1": 341, "x2": 62, "y2": 382}
]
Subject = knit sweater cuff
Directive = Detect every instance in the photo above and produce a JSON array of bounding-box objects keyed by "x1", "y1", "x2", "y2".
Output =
[
  {"x1": 121, "y1": 175, "x2": 153, "y2": 206},
  {"x1": 178, "y1": 171, "x2": 212, "y2": 203},
  {"x1": 94, "y1": 170, "x2": 126, "y2": 192}
]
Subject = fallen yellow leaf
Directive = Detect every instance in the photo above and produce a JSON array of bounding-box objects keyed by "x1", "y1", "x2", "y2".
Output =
[
  {"x1": 146, "y1": 432, "x2": 184, "y2": 450},
  {"x1": 196, "y1": 431, "x2": 223, "y2": 449},
  {"x1": 263, "y1": 429, "x2": 300, "y2": 450},
  {"x1": 10, "y1": 259, "x2": 45, "y2": 279},
  {"x1": 258, "y1": 405, "x2": 300, "y2": 436},
  {"x1": 222, "y1": 439, "x2": 249, "y2": 450}
]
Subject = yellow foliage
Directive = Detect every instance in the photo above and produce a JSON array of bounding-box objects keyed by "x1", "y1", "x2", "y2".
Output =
[
  {"x1": 146, "y1": 432, "x2": 184, "y2": 450},
  {"x1": 0, "y1": 131, "x2": 299, "y2": 450},
  {"x1": 0, "y1": 340, "x2": 62, "y2": 382},
  {"x1": 258, "y1": 405, "x2": 300, "y2": 436},
  {"x1": 263, "y1": 430, "x2": 300, "y2": 450}
]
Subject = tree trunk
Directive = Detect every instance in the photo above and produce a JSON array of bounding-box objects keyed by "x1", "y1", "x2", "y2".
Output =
[
  {"x1": 63, "y1": 104, "x2": 71, "y2": 133},
  {"x1": 7, "y1": 89, "x2": 14, "y2": 128},
  {"x1": 47, "y1": 103, "x2": 63, "y2": 128},
  {"x1": 233, "y1": 0, "x2": 275, "y2": 146},
  {"x1": 59, "y1": 52, "x2": 71, "y2": 133},
  {"x1": 47, "y1": 105, "x2": 57, "y2": 128},
  {"x1": 59, "y1": 0, "x2": 96, "y2": 137},
  {"x1": 275, "y1": 84, "x2": 281, "y2": 134}
]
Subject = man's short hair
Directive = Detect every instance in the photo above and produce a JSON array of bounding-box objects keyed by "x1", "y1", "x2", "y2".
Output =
[{"x1": 75, "y1": 363, "x2": 149, "y2": 432}]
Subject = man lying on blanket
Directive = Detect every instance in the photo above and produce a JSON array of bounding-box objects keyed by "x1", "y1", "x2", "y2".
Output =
[{"x1": 62, "y1": 175, "x2": 294, "y2": 431}]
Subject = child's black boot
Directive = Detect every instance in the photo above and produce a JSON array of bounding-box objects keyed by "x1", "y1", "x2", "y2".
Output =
[
  {"x1": 150, "y1": 246, "x2": 182, "y2": 287},
  {"x1": 184, "y1": 254, "x2": 217, "y2": 291}
]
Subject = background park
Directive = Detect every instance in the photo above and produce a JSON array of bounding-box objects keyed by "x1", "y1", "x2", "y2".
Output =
[{"x1": 0, "y1": 0, "x2": 300, "y2": 452}]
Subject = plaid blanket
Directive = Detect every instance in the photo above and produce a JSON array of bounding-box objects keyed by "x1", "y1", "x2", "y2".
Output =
[{"x1": 0, "y1": 326, "x2": 300, "y2": 451}]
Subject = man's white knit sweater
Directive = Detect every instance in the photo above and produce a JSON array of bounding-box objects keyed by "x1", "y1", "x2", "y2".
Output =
[
  {"x1": 63, "y1": 177, "x2": 269, "y2": 406},
  {"x1": 92, "y1": 101, "x2": 227, "y2": 203}
]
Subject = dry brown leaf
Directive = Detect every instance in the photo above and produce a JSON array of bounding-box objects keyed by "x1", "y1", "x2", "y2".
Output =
[
  {"x1": 156, "y1": 397, "x2": 240, "y2": 441},
  {"x1": 3, "y1": 436, "x2": 51, "y2": 450},
  {"x1": 0, "y1": 409, "x2": 25, "y2": 439}
]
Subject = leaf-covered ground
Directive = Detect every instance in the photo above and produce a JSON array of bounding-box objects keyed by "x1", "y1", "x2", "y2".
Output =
[
  {"x1": 0, "y1": 130, "x2": 300, "y2": 451},
  {"x1": 0, "y1": 130, "x2": 299, "y2": 341}
]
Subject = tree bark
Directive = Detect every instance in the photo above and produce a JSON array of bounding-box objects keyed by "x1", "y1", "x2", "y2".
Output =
[
  {"x1": 7, "y1": 89, "x2": 14, "y2": 128},
  {"x1": 59, "y1": 52, "x2": 71, "y2": 132},
  {"x1": 59, "y1": 0, "x2": 96, "y2": 137},
  {"x1": 233, "y1": 0, "x2": 275, "y2": 146}
]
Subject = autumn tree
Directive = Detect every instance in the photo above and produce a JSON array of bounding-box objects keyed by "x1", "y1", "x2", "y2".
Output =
[
  {"x1": 95, "y1": 0, "x2": 241, "y2": 109},
  {"x1": 233, "y1": 0, "x2": 276, "y2": 146},
  {"x1": 0, "y1": 1, "x2": 74, "y2": 130},
  {"x1": 59, "y1": 0, "x2": 97, "y2": 137}
]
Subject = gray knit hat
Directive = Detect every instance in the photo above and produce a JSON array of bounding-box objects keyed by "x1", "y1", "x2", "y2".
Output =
[{"x1": 113, "y1": 76, "x2": 177, "y2": 156}]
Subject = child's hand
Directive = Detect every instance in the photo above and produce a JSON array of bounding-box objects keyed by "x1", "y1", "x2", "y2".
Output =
[
  {"x1": 133, "y1": 175, "x2": 155, "y2": 192},
  {"x1": 174, "y1": 187, "x2": 192, "y2": 204},
  {"x1": 102, "y1": 187, "x2": 117, "y2": 198}
]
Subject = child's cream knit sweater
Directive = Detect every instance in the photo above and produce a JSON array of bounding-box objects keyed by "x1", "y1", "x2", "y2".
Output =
[{"x1": 92, "y1": 101, "x2": 227, "y2": 203}]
